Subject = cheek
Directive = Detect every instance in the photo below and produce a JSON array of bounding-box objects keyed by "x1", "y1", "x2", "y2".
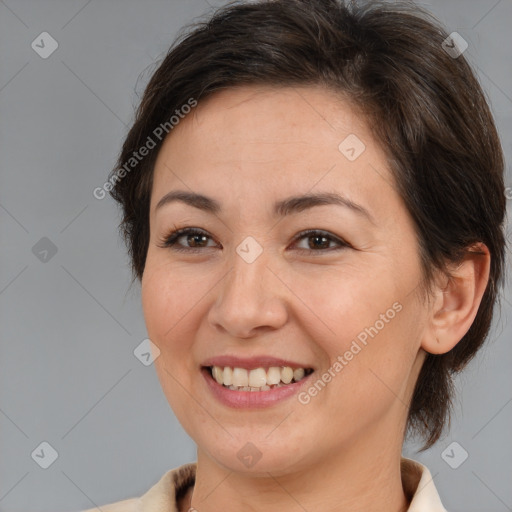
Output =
[
  {"x1": 301, "y1": 265, "x2": 423, "y2": 408},
  {"x1": 141, "y1": 262, "x2": 200, "y2": 393},
  {"x1": 141, "y1": 265, "x2": 202, "y2": 425},
  {"x1": 141, "y1": 257, "x2": 202, "y2": 344},
  {"x1": 323, "y1": 297, "x2": 423, "y2": 423},
  {"x1": 293, "y1": 263, "x2": 403, "y2": 346}
]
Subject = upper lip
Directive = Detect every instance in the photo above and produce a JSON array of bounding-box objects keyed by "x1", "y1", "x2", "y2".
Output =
[{"x1": 201, "y1": 355, "x2": 314, "y2": 371}]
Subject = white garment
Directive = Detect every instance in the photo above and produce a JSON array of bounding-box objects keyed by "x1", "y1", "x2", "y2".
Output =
[{"x1": 79, "y1": 457, "x2": 447, "y2": 512}]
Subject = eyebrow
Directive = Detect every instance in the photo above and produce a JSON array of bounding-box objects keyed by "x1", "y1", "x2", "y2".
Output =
[{"x1": 155, "y1": 190, "x2": 375, "y2": 223}]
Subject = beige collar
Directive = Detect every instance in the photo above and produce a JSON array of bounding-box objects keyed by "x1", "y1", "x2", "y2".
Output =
[
  {"x1": 81, "y1": 457, "x2": 447, "y2": 512},
  {"x1": 135, "y1": 457, "x2": 446, "y2": 512}
]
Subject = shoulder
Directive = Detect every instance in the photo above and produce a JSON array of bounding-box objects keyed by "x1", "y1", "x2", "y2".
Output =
[
  {"x1": 401, "y1": 457, "x2": 448, "y2": 512},
  {"x1": 80, "y1": 497, "x2": 139, "y2": 512},
  {"x1": 74, "y1": 462, "x2": 196, "y2": 512}
]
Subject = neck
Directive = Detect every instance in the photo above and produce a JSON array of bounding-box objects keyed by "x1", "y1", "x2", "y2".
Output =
[{"x1": 186, "y1": 430, "x2": 409, "y2": 512}]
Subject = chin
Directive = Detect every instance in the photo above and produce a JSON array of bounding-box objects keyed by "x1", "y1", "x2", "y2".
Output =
[{"x1": 198, "y1": 434, "x2": 313, "y2": 476}]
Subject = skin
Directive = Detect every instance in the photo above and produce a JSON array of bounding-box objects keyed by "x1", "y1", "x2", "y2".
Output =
[{"x1": 141, "y1": 85, "x2": 490, "y2": 512}]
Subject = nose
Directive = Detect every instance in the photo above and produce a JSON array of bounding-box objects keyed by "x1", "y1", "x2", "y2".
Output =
[{"x1": 207, "y1": 246, "x2": 289, "y2": 339}]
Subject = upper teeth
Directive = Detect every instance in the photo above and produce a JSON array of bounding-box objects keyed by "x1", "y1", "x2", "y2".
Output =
[{"x1": 211, "y1": 366, "x2": 308, "y2": 389}]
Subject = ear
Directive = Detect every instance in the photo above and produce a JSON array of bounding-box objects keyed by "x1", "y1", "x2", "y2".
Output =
[{"x1": 421, "y1": 243, "x2": 491, "y2": 355}]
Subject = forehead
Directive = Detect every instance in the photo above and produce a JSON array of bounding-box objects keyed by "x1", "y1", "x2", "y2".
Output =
[
  {"x1": 150, "y1": 84, "x2": 399, "y2": 221},
  {"x1": 172, "y1": 84, "x2": 365, "y2": 153}
]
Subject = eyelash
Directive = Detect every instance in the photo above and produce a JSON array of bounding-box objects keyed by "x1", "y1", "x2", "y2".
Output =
[{"x1": 157, "y1": 227, "x2": 351, "y2": 255}]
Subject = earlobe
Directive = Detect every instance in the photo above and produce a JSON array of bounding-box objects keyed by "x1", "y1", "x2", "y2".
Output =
[{"x1": 421, "y1": 243, "x2": 491, "y2": 355}]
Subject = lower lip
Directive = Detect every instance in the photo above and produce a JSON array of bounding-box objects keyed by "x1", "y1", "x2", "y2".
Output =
[{"x1": 201, "y1": 368, "x2": 314, "y2": 409}]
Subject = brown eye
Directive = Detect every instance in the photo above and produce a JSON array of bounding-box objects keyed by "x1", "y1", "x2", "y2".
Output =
[
  {"x1": 292, "y1": 229, "x2": 350, "y2": 254},
  {"x1": 157, "y1": 228, "x2": 218, "y2": 252},
  {"x1": 157, "y1": 227, "x2": 350, "y2": 255}
]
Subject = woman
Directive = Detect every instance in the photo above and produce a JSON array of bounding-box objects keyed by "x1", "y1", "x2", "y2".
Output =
[{"x1": 82, "y1": 0, "x2": 506, "y2": 510}]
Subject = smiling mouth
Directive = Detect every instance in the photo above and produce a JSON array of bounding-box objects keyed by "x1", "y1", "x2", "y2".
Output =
[{"x1": 204, "y1": 365, "x2": 314, "y2": 391}]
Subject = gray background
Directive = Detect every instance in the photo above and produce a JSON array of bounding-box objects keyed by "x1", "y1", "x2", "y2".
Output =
[{"x1": 0, "y1": 1, "x2": 510, "y2": 511}]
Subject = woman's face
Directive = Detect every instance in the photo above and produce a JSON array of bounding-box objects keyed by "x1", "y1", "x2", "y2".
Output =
[{"x1": 142, "y1": 85, "x2": 429, "y2": 474}]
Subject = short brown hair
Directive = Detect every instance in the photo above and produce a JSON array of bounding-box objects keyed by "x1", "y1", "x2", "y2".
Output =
[{"x1": 108, "y1": 0, "x2": 507, "y2": 449}]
